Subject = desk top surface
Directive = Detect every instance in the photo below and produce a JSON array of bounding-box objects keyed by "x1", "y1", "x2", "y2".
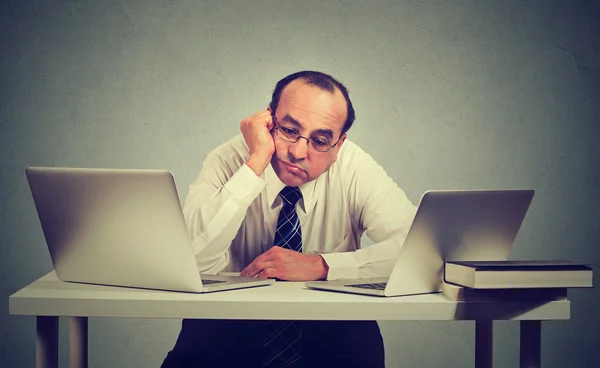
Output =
[{"x1": 9, "y1": 272, "x2": 570, "y2": 321}]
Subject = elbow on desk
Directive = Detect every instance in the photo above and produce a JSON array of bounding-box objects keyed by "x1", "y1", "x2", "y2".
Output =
[{"x1": 194, "y1": 249, "x2": 230, "y2": 275}]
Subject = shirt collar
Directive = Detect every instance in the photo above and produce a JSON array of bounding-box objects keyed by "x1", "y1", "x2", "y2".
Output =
[{"x1": 265, "y1": 163, "x2": 318, "y2": 215}]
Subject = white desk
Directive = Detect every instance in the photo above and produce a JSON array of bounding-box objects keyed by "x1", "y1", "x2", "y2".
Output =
[{"x1": 9, "y1": 272, "x2": 570, "y2": 368}]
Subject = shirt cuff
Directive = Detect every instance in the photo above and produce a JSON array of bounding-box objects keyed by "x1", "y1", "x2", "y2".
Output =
[
  {"x1": 321, "y1": 252, "x2": 359, "y2": 280},
  {"x1": 223, "y1": 163, "x2": 266, "y2": 203}
]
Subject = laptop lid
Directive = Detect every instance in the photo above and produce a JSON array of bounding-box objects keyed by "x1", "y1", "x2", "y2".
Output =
[
  {"x1": 25, "y1": 167, "x2": 272, "y2": 293},
  {"x1": 305, "y1": 189, "x2": 534, "y2": 297},
  {"x1": 383, "y1": 189, "x2": 535, "y2": 296}
]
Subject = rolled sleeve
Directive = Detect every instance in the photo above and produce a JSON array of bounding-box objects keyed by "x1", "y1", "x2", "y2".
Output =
[
  {"x1": 223, "y1": 164, "x2": 266, "y2": 204},
  {"x1": 321, "y1": 252, "x2": 360, "y2": 280}
]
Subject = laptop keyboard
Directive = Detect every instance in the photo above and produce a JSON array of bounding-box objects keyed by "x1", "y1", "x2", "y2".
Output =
[
  {"x1": 346, "y1": 282, "x2": 387, "y2": 290},
  {"x1": 202, "y1": 279, "x2": 226, "y2": 285}
]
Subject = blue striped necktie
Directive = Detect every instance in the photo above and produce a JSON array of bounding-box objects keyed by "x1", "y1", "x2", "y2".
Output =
[
  {"x1": 263, "y1": 186, "x2": 303, "y2": 368},
  {"x1": 273, "y1": 186, "x2": 303, "y2": 252}
]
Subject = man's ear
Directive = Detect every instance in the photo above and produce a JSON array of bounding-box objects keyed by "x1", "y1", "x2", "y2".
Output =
[
  {"x1": 336, "y1": 133, "x2": 347, "y2": 150},
  {"x1": 331, "y1": 133, "x2": 347, "y2": 163}
]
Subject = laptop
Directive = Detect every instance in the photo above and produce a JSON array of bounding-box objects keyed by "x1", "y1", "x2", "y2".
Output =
[
  {"x1": 305, "y1": 190, "x2": 535, "y2": 297},
  {"x1": 25, "y1": 167, "x2": 274, "y2": 293}
]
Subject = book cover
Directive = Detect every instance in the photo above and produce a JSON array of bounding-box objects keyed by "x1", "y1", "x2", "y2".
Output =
[
  {"x1": 448, "y1": 260, "x2": 592, "y2": 271},
  {"x1": 444, "y1": 260, "x2": 593, "y2": 289}
]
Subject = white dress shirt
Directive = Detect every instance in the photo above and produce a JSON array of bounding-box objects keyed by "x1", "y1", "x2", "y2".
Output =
[{"x1": 183, "y1": 134, "x2": 417, "y2": 280}]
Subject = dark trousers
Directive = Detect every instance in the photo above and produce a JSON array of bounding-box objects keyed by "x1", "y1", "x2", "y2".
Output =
[{"x1": 161, "y1": 319, "x2": 385, "y2": 368}]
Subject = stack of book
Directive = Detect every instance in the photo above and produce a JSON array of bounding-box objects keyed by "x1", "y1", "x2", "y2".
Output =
[{"x1": 442, "y1": 260, "x2": 593, "y2": 301}]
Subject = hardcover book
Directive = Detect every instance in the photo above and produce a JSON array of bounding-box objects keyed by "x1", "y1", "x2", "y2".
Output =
[{"x1": 444, "y1": 260, "x2": 593, "y2": 289}]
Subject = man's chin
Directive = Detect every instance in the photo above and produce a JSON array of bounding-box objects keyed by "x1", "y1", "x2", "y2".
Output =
[
  {"x1": 282, "y1": 177, "x2": 308, "y2": 187},
  {"x1": 273, "y1": 161, "x2": 309, "y2": 186},
  {"x1": 278, "y1": 171, "x2": 309, "y2": 187}
]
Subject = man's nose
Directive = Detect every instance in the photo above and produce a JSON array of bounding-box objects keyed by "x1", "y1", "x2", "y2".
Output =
[{"x1": 289, "y1": 137, "x2": 309, "y2": 159}]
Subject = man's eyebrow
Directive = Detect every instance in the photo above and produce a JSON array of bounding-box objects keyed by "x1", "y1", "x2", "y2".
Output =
[
  {"x1": 281, "y1": 115, "x2": 334, "y2": 139},
  {"x1": 281, "y1": 115, "x2": 304, "y2": 129},
  {"x1": 312, "y1": 129, "x2": 334, "y2": 139}
]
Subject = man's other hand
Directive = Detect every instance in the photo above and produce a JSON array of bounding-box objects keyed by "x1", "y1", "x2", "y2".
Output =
[
  {"x1": 240, "y1": 246, "x2": 329, "y2": 281},
  {"x1": 241, "y1": 109, "x2": 275, "y2": 176}
]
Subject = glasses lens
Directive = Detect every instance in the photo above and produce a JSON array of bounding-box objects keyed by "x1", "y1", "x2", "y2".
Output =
[
  {"x1": 310, "y1": 140, "x2": 331, "y2": 152},
  {"x1": 277, "y1": 127, "x2": 297, "y2": 142},
  {"x1": 276, "y1": 127, "x2": 333, "y2": 152}
]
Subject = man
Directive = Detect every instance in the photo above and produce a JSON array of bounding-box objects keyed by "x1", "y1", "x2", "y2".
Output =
[{"x1": 162, "y1": 71, "x2": 416, "y2": 368}]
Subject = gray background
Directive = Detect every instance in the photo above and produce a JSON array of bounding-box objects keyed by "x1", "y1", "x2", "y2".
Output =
[{"x1": 2, "y1": 0, "x2": 599, "y2": 367}]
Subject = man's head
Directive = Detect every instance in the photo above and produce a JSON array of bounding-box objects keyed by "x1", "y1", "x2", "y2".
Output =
[{"x1": 268, "y1": 71, "x2": 355, "y2": 187}]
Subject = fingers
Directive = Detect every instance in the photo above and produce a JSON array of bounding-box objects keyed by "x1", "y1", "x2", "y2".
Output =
[
  {"x1": 257, "y1": 268, "x2": 278, "y2": 280},
  {"x1": 240, "y1": 260, "x2": 277, "y2": 278},
  {"x1": 241, "y1": 109, "x2": 275, "y2": 176},
  {"x1": 242, "y1": 110, "x2": 273, "y2": 132},
  {"x1": 239, "y1": 247, "x2": 289, "y2": 278},
  {"x1": 239, "y1": 264, "x2": 255, "y2": 278},
  {"x1": 265, "y1": 108, "x2": 275, "y2": 131}
]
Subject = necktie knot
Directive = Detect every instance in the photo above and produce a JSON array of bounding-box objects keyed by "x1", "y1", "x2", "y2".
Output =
[{"x1": 280, "y1": 186, "x2": 302, "y2": 207}]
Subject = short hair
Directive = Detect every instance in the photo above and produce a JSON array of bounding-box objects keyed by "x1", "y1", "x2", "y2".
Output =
[{"x1": 269, "y1": 71, "x2": 356, "y2": 134}]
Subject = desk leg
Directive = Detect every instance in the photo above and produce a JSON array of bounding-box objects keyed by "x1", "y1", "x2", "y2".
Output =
[
  {"x1": 475, "y1": 320, "x2": 493, "y2": 368},
  {"x1": 37, "y1": 316, "x2": 58, "y2": 368},
  {"x1": 69, "y1": 317, "x2": 88, "y2": 368},
  {"x1": 520, "y1": 321, "x2": 541, "y2": 368}
]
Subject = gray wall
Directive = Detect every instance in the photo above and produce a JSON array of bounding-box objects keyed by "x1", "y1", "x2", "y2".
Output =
[{"x1": 2, "y1": 1, "x2": 598, "y2": 367}]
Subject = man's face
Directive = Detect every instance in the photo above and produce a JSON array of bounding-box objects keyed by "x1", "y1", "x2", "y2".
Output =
[{"x1": 270, "y1": 79, "x2": 348, "y2": 187}]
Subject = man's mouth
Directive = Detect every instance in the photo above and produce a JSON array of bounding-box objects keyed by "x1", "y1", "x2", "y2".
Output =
[{"x1": 280, "y1": 160, "x2": 306, "y2": 175}]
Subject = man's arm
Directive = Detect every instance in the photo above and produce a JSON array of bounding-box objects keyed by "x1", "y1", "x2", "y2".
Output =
[
  {"x1": 321, "y1": 148, "x2": 417, "y2": 280},
  {"x1": 184, "y1": 109, "x2": 275, "y2": 274}
]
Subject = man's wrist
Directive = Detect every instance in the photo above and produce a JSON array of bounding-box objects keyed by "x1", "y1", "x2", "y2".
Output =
[
  {"x1": 246, "y1": 154, "x2": 271, "y2": 176},
  {"x1": 318, "y1": 255, "x2": 329, "y2": 280}
]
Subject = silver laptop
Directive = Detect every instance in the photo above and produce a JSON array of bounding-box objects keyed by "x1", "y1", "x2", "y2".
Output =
[
  {"x1": 26, "y1": 167, "x2": 274, "y2": 293},
  {"x1": 305, "y1": 190, "x2": 535, "y2": 297}
]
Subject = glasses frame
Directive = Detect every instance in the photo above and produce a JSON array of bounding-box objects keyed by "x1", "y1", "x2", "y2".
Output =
[{"x1": 271, "y1": 114, "x2": 343, "y2": 153}]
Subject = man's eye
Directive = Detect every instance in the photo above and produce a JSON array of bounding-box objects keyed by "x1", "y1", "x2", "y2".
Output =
[
  {"x1": 311, "y1": 138, "x2": 330, "y2": 147},
  {"x1": 281, "y1": 127, "x2": 298, "y2": 136}
]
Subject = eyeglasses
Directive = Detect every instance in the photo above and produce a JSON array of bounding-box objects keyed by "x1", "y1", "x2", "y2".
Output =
[{"x1": 272, "y1": 116, "x2": 342, "y2": 153}]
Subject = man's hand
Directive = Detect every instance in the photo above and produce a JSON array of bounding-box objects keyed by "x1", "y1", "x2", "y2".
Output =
[
  {"x1": 240, "y1": 246, "x2": 329, "y2": 281},
  {"x1": 241, "y1": 109, "x2": 275, "y2": 176}
]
